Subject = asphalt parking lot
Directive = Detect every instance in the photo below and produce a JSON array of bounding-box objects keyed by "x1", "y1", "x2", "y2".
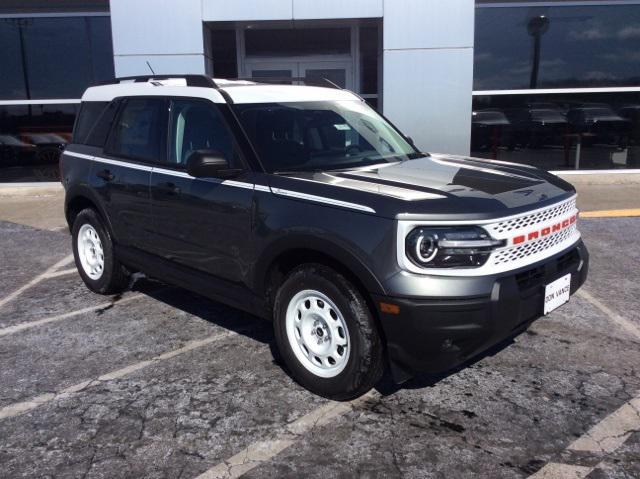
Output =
[{"x1": 1, "y1": 212, "x2": 639, "y2": 478}]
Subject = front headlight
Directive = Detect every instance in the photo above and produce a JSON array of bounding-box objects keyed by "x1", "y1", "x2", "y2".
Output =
[{"x1": 405, "y1": 226, "x2": 505, "y2": 268}]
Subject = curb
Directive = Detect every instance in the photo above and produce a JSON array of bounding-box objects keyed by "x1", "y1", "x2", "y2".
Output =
[
  {"x1": 0, "y1": 182, "x2": 63, "y2": 197},
  {"x1": 581, "y1": 209, "x2": 640, "y2": 218}
]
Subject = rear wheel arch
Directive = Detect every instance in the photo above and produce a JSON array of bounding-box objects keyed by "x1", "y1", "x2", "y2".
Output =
[{"x1": 65, "y1": 190, "x2": 115, "y2": 240}]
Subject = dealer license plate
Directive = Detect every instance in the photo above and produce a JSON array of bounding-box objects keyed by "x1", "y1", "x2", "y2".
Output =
[{"x1": 544, "y1": 273, "x2": 571, "y2": 315}]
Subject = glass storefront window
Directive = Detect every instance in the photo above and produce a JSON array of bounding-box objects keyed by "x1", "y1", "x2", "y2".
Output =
[
  {"x1": 0, "y1": 14, "x2": 114, "y2": 182},
  {"x1": 0, "y1": 16, "x2": 114, "y2": 100},
  {"x1": 475, "y1": 4, "x2": 640, "y2": 90},
  {"x1": 471, "y1": 92, "x2": 640, "y2": 170},
  {"x1": 244, "y1": 27, "x2": 350, "y2": 57},
  {"x1": 0, "y1": 103, "x2": 77, "y2": 182}
]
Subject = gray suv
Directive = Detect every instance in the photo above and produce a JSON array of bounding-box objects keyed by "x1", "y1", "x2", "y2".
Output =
[{"x1": 61, "y1": 75, "x2": 589, "y2": 399}]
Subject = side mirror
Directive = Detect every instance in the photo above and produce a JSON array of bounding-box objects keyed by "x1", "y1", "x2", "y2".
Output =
[
  {"x1": 186, "y1": 150, "x2": 239, "y2": 178},
  {"x1": 406, "y1": 136, "x2": 415, "y2": 146}
]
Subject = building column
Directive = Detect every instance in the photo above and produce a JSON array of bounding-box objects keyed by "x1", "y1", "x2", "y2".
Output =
[
  {"x1": 109, "y1": 0, "x2": 207, "y2": 77},
  {"x1": 382, "y1": 0, "x2": 474, "y2": 155}
]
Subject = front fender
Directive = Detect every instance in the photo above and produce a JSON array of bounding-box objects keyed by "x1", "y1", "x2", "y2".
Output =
[{"x1": 252, "y1": 231, "x2": 387, "y2": 297}]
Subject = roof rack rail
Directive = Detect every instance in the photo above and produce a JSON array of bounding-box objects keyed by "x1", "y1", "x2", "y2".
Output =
[
  {"x1": 234, "y1": 77, "x2": 342, "y2": 89},
  {"x1": 110, "y1": 75, "x2": 219, "y2": 89}
]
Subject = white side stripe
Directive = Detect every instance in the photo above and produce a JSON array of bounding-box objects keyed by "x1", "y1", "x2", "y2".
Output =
[
  {"x1": 64, "y1": 150, "x2": 375, "y2": 213},
  {"x1": 63, "y1": 151, "x2": 94, "y2": 161},
  {"x1": 64, "y1": 151, "x2": 152, "y2": 172},
  {"x1": 152, "y1": 166, "x2": 191, "y2": 178},
  {"x1": 64, "y1": 150, "x2": 259, "y2": 190},
  {"x1": 271, "y1": 187, "x2": 375, "y2": 213}
]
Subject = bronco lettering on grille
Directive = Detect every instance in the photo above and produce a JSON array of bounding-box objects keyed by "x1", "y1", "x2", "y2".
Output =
[{"x1": 512, "y1": 214, "x2": 577, "y2": 245}]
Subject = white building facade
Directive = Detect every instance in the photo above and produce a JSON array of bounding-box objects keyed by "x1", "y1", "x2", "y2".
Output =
[{"x1": 109, "y1": 0, "x2": 474, "y2": 157}]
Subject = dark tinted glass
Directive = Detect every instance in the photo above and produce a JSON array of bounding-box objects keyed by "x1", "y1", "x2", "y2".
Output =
[
  {"x1": 0, "y1": 103, "x2": 77, "y2": 182},
  {"x1": 168, "y1": 99, "x2": 236, "y2": 167},
  {"x1": 73, "y1": 101, "x2": 108, "y2": 144},
  {"x1": 0, "y1": 16, "x2": 114, "y2": 100},
  {"x1": 86, "y1": 100, "x2": 119, "y2": 147},
  {"x1": 474, "y1": 5, "x2": 640, "y2": 90},
  {"x1": 471, "y1": 92, "x2": 640, "y2": 170},
  {"x1": 234, "y1": 101, "x2": 419, "y2": 173},
  {"x1": 359, "y1": 25, "x2": 379, "y2": 95},
  {"x1": 109, "y1": 98, "x2": 166, "y2": 163},
  {"x1": 245, "y1": 28, "x2": 350, "y2": 56},
  {"x1": 209, "y1": 28, "x2": 237, "y2": 78}
]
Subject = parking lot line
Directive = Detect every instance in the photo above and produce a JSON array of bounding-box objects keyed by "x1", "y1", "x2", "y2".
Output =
[
  {"x1": 0, "y1": 293, "x2": 143, "y2": 338},
  {"x1": 580, "y1": 208, "x2": 640, "y2": 218},
  {"x1": 529, "y1": 462, "x2": 594, "y2": 479},
  {"x1": 195, "y1": 391, "x2": 377, "y2": 479},
  {"x1": 0, "y1": 331, "x2": 234, "y2": 421},
  {"x1": 577, "y1": 289, "x2": 640, "y2": 342},
  {"x1": 0, "y1": 254, "x2": 74, "y2": 309},
  {"x1": 568, "y1": 395, "x2": 640, "y2": 454},
  {"x1": 528, "y1": 393, "x2": 640, "y2": 478},
  {"x1": 42, "y1": 267, "x2": 77, "y2": 279}
]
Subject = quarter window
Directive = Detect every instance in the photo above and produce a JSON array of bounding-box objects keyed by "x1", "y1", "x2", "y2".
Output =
[
  {"x1": 109, "y1": 98, "x2": 166, "y2": 163},
  {"x1": 73, "y1": 102, "x2": 108, "y2": 145}
]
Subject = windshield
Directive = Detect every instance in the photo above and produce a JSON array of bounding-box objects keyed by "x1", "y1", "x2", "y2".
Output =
[{"x1": 233, "y1": 100, "x2": 422, "y2": 173}]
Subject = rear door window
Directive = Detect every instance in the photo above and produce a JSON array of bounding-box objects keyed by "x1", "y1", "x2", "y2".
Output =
[{"x1": 108, "y1": 97, "x2": 167, "y2": 163}]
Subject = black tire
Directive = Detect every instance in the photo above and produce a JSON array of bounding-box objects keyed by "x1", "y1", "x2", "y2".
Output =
[
  {"x1": 273, "y1": 264, "x2": 384, "y2": 400},
  {"x1": 72, "y1": 208, "x2": 128, "y2": 295}
]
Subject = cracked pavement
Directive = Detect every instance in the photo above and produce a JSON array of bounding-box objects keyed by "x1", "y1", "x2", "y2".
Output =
[{"x1": 0, "y1": 217, "x2": 639, "y2": 478}]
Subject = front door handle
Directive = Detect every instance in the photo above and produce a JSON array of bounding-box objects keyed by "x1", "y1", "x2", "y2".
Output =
[
  {"x1": 157, "y1": 181, "x2": 181, "y2": 195},
  {"x1": 96, "y1": 169, "x2": 114, "y2": 182}
]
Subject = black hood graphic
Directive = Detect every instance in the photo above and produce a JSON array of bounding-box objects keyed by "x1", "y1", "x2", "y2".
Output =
[{"x1": 268, "y1": 154, "x2": 575, "y2": 220}]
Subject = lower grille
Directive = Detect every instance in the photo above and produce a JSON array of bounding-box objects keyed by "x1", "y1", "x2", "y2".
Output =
[{"x1": 515, "y1": 247, "x2": 581, "y2": 291}]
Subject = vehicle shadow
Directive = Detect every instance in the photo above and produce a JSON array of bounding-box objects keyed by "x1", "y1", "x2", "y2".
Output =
[
  {"x1": 129, "y1": 277, "x2": 525, "y2": 399},
  {"x1": 374, "y1": 333, "x2": 522, "y2": 396},
  {"x1": 129, "y1": 277, "x2": 274, "y2": 346}
]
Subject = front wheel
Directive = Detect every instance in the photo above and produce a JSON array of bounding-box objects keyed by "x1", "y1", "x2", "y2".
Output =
[{"x1": 273, "y1": 264, "x2": 384, "y2": 400}]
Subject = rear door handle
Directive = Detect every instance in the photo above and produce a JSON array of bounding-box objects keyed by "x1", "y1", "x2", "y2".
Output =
[
  {"x1": 158, "y1": 181, "x2": 181, "y2": 195},
  {"x1": 96, "y1": 169, "x2": 114, "y2": 182}
]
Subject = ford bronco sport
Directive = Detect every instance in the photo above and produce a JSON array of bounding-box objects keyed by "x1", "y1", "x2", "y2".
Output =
[{"x1": 61, "y1": 75, "x2": 589, "y2": 400}]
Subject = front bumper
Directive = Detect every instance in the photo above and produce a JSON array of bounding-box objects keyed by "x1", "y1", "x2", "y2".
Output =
[{"x1": 374, "y1": 240, "x2": 589, "y2": 383}]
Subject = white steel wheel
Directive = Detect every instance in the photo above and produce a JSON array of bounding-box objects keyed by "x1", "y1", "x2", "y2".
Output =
[
  {"x1": 77, "y1": 223, "x2": 104, "y2": 280},
  {"x1": 285, "y1": 289, "x2": 351, "y2": 378}
]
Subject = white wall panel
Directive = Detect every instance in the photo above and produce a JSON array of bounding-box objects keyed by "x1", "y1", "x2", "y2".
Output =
[
  {"x1": 383, "y1": 48, "x2": 473, "y2": 155},
  {"x1": 293, "y1": 0, "x2": 382, "y2": 19},
  {"x1": 383, "y1": 0, "x2": 474, "y2": 50},
  {"x1": 114, "y1": 54, "x2": 207, "y2": 77},
  {"x1": 203, "y1": 0, "x2": 293, "y2": 21},
  {"x1": 110, "y1": 0, "x2": 204, "y2": 56}
]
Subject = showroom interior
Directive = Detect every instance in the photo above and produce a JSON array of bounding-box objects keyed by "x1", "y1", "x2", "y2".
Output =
[{"x1": 2, "y1": 0, "x2": 640, "y2": 182}]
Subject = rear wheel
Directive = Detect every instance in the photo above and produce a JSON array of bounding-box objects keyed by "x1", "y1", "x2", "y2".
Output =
[
  {"x1": 273, "y1": 264, "x2": 384, "y2": 400},
  {"x1": 72, "y1": 208, "x2": 128, "y2": 294}
]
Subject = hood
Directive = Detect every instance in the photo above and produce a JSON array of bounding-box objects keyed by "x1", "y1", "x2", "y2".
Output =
[{"x1": 267, "y1": 154, "x2": 575, "y2": 220}]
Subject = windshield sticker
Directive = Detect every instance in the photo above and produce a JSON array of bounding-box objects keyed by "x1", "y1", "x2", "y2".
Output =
[{"x1": 334, "y1": 124, "x2": 351, "y2": 131}]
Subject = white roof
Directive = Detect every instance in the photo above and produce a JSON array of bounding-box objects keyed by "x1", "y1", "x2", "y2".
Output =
[
  {"x1": 81, "y1": 77, "x2": 362, "y2": 104},
  {"x1": 220, "y1": 83, "x2": 360, "y2": 104}
]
